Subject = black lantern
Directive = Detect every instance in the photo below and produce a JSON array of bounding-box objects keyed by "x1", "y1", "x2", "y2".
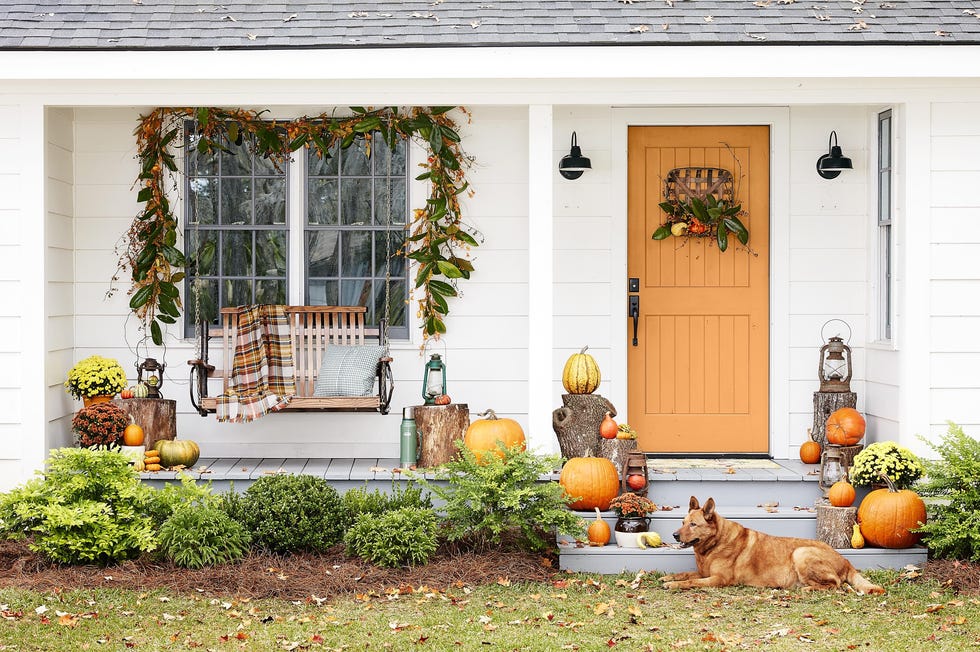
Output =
[
  {"x1": 818, "y1": 321, "x2": 852, "y2": 393},
  {"x1": 422, "y1": 353, "x2": 447, "y2": 405},
  {"x1": 137, "y1": 357, "x2": 165, "y2": 399},
  {"x1": 816, "y1": 130, "x2": 853, "y2": 180},
  {"x1": 558, "y1": 132, "x2": 591, "y2": 180}
]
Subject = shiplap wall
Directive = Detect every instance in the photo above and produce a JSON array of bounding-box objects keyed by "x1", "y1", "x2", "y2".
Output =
[
  {"x1": 46, "y1": 108, "x2": 75, "y2": 452},
  {"x1": 929, "y1": 102, "x2": 980, "y2": 443},
  {"x1": 0, "y1": 104, "x2": 24, "y2": 482}
]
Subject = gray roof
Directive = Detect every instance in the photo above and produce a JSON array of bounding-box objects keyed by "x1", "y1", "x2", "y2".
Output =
[{"x1": 2, "y1": 1, "x2": 980, "y2": 50}]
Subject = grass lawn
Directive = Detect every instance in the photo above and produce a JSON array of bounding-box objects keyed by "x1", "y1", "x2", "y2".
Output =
[{"x1": 1, "y1": 570, "x2": 977, "y2": 651}]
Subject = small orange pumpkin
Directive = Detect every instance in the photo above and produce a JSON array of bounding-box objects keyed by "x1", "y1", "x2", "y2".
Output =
[
  {"x1": 123, "y1": 423, "x2": 145, "y2": 447},
  {"x1": 828, "y1": 479, "x2": 856, "y2": 507},
  {"x1": 560, "y1": 455, "x2": 620, "y2": 511},
  {"x1": 599, "y1": 412, "x2": 618, "y2": 439},
  {"x1": 800, "y1": 434, "x2": 822, "y2": 464},
  {"x1": 826, "y1": 407, "x2": 866, "y2": 446},
  {"x1": 857, "y1": 473, "x2": 927, "y2": 549},
  {"x1": 587, "y1": 507, "x2": 611, "y2": 546},
  {"x1": 463, "y1": 409, "x2": 526, "y2": 463}
]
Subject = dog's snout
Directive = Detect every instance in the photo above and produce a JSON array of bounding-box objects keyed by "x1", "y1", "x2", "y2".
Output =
[{"x1": 672, "y1": 530, "x2": 681, "y2": 542}]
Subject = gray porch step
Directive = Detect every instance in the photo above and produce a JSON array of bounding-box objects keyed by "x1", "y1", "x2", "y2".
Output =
[{"x1": 558, "y1": 542, "x2": 928, "y2": 574}]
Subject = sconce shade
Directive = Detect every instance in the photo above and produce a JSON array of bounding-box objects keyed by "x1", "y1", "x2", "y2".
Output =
[
  {"x1": 559, "y1": 131, "x2": 591, "y2": 180},
  {"x1": 816, "y1": 130, "x2": 853, "y2": 179}
]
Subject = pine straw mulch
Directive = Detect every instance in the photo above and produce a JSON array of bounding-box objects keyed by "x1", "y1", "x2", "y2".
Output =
[
  {"x1": 0, "y1": 539, "x2": 556, "y2": 601},
  {"x1": 2, "y1": 538, "x2": 978, "y2": 599}
]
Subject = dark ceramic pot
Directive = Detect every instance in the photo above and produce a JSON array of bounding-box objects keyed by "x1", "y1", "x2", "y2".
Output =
[{"x1": 614, "y1": 516, "x2": 650, "y2": 533}]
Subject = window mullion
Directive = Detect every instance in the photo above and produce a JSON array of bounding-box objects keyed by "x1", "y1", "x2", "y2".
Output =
[{"x1": 288, "y1": 150, "x2": 306, "y2": 305}]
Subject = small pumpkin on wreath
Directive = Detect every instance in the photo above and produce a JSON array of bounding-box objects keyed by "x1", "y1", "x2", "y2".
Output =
[{"x1": 652, "y1": 193, "x2": 750, "y2": 252}]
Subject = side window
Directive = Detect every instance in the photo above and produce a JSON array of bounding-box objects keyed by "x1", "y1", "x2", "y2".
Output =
[
  {"x1": 184, "y1": 126, "x2": 288, "y2": 330},
  {"x1": 305, "y1": 137, "x2": 409, "y2": 338},
  {"x1": 877, "y1": 110, "x2": 893, "y2": 341}
]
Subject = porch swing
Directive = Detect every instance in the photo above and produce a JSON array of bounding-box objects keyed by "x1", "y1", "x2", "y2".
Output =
[{"x1": 187, "y1": 135, "x2": 397, "y2": 417}]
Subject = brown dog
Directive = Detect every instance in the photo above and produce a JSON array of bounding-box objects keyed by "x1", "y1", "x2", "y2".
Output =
[{"x1": 660, "y1": 497, "x2": 884, "y2": 593}]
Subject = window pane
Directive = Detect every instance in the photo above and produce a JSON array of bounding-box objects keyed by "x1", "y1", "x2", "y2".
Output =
[
  {"x1": 186, "y1": 135, "x2": 218, "y2": 176},
  {"x1": 221, "y1": 143, "x2": 252, "y2": 176},
  {"x1": 373, "y1": 278, "x2": 406, "y2": 327},
  {"x1": 374, "y1": 178, "x2": 407, "y2": 226},
  {"x1": 308, "y1": 179, "x2": 339, "y2": 225},
  {"x1": 878, "y1": 170, "x2": 890, "y2": 221},
  {"x1": 340, "y1": 279, "x2": 372, "y2": 310},
  {"x1": 375, "y1": 230, "x2": 405, "y2": 277},
  {"x1": 341, "y1": 142, "x2": 370, "y2": 176},
  {"x1": 224, "y1": 279, "x2": 252, "y2": 307},
  {"x1": 255, "y1": 177, "x2": 287, "y2": 225},
  {"x1": 187, "y1": 278, "x2": 218, "y2": 324},
  {"x1": 185, "y1": 229, "x2": 217, "y2": 276},
  {"x1": 188, "y1": 178, "x2": 217, "y2": 225},
  {"x1": 344, "y1": 230, "x2": 373, "y2": 277},
  {"x1": 253, "y1": 152, "x2": 278, "y2": 176},
  {"x1": 373, "y1": 136, "x2": 407, "y2": 176},
  {"x1": 308, "y1": 279, "x2": 338, "y2": 306},
  {"x1": 222, "y1": 231, "x2": 253, "y2": 277},
  {"x1": 307, "y1": 231, "x2": 340, "y2": 277},
  {"x1": 256, "y1": 230, "x2": 287, "y2": 277},
  {"x1": 256, "y1": 279, "x2": 287, "y2": 305},
  {"x1": 340, "y1": 178, "x2": 372, "y2": 226},
  {"x1": 221, "y1": 178, "x2": 252, "y2": 225},
  {"x1": 879, "y1": 116, "x2": 891, "y2": 168},
  {"x1": 308, "y1": 142, "x2": 339, "y2": 176}
]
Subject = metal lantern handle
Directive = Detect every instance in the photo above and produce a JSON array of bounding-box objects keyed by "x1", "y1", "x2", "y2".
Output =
[{"x1": 820, "y1": 318, "x2": 852, "y2": 345}]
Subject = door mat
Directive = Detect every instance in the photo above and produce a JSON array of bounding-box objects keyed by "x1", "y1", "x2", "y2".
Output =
[{"x1": 648, "y1": 458, "x2": 782, "y2": 471}]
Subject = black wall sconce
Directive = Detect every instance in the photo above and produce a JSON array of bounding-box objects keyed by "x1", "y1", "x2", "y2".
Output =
[
  {"x1": 558, "y1": 131, "x2": 591, "y2": 180},
  {"x1": 816, "y1": 130, "x2": 853, "y2": 179}
]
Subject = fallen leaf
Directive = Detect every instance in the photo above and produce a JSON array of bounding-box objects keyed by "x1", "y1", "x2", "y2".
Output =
[
  {"x1": 283, "y1": 13, "x2": 297, "y2": 22},
  {"x1": 935, "y1": 30, "x2": 951, "y2": 37},
  {"x1": 629, "y1": 25, "x2": 650, "y2": 33},
  {"x1": 848, "y1": 20, "x2": 868, "y2": 30}
]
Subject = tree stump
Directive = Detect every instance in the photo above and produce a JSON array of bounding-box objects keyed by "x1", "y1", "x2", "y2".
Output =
[
  {"x1": 110, "y1": 398, "x2": 177, "y2": 451},
  {"x1": 598, "y1": 437, "x2": 638, "y2": 477},
  {"x1": 415, "y1": 403, "x2": 470, "y2": 468},
  {"x1": 552, "y1": 394, "x2": 616, "y2": 459},
  {"x1": 815, "y1": 503, "x2": 857, "y2": 549},
  {"x1": 811, "y1": 391, "x2": 857, "y2": 446}
]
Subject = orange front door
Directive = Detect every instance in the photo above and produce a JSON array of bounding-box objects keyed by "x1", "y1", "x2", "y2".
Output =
[{"x1": 627, "y1": 126, "x2": 770, "y2": 454}]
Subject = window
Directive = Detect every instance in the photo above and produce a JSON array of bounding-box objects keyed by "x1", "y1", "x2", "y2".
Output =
[
  {"x1": 183, "y1": 127, "x2": 409, "y2": 338},
  {"x1": 877, "y1": 109, "x2": 893, "y2": 341}
]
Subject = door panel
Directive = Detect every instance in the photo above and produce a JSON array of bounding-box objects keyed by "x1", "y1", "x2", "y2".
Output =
[{"x1": 627, "y1": 126, "x2": 770, "y2": 454}]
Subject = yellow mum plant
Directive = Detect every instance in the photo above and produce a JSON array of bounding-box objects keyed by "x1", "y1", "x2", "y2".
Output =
[{"x1": 64, "y1": 355, "x2": 128, "y2": 400}]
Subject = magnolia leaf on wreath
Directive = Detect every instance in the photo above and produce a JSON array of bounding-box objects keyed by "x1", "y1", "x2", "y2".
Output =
[
  {"x1": 121, "y1": 106, "x2": 480, "y2": 343},
  {"x1": 652, "y1": 192, "x2": 750, "y2": 252}
]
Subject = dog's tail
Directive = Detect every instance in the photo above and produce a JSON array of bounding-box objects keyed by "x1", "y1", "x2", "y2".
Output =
[{"x1": 848, "y1": 568, "x2": 885, "y2": 595}]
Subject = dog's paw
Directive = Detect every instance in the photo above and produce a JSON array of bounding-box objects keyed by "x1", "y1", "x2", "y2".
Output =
[
  {"x1": 660, "y1": 574, "x2": 676, "y2": 583},
  {"x1": 661, "y1": 580, "x2": 680, "y2": 590}
]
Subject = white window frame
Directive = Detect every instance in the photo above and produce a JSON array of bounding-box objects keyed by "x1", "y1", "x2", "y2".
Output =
[{"x1": 874, "y1": 108, "x2": 895, "y2": 344}]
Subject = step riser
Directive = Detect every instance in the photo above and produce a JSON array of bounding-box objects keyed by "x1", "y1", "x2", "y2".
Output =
[
  {"x1": 648, "y1": 480, "x2": 823, "y2": 508},
  {"x1": 565, "y1": 515, "x2": 819, "y2": 542}
]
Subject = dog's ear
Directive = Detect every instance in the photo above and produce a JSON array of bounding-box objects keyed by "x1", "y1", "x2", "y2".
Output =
[
  {"x1": 689, "y1": 496, "x2": 700, "y2": 511},
  {"x1": 703, "y1": 497, "x2": 716, "y2": 521}
]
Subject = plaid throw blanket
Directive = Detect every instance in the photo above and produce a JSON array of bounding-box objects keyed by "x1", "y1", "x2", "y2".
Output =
[{"x1": 215, "y1": 305, "x2": 295, "y2": 422}]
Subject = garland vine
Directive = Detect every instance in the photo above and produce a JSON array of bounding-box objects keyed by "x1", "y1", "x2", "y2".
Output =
[{"x1": 125, "y1": 106, "x2": 478, "y2": 345}]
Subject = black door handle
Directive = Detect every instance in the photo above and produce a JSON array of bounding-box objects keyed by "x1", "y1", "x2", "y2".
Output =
[{"x1": 628, "y1": 296, "x2": 639, "y2": 346}]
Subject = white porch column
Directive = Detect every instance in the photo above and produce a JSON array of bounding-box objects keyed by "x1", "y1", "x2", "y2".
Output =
[
  {"x1": 898, "y1": 101, "x2": 931, "y2": 453},
  {"x1": 527, "y1": 105, "x2": 555, "y2": 452}
]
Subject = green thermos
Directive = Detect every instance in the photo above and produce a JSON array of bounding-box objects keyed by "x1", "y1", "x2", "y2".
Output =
[{"x1": 399, "y1": 406, "x2": 418, "y2": 468}]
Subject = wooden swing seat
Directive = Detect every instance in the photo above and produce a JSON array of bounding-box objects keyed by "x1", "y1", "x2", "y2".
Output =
[{"x1": 188, "y1": 306, "x2": 393, "y2": 416}]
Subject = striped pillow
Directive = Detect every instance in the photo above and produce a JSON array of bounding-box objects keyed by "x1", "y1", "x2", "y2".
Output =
[{"x1": 312, "y1": 345, "x2": 384, "y2": 397}]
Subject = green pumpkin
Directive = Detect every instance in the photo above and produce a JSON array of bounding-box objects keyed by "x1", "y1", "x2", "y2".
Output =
[
  {"x1": 133, "y1": 383, "x2": 149, "y2": 398},
  {"x1": 153, "y1": 439, "x2": 200, "y2": 468}
]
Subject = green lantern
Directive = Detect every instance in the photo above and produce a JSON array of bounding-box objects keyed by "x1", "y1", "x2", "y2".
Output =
[{"x1": 422, "y1": 354, "x2": 447, "y2": 405}]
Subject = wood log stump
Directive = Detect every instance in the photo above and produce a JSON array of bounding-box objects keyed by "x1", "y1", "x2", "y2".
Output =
[
  {"x1": 415, "y1": 403, "x2": 470, "y2": 468},
  {"x1": 597, "y1": 437, "x2": 638, "y2": 477},
  {"x1": 110, "y1": 398, "x2": 177, "y2": 451},
  {"x1": 815, "y1": 503, "x2": 857, "y2": 549},
  {"x1": 811, "y1": 391, "x2": 857, "y2": 446},
  {"x1": 552, "y1": 394, "x2": 616, "y2": 459}
]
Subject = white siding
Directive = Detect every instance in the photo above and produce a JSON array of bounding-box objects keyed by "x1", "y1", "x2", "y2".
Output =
[{"x1": 928, "y1": 101, "x2": 980, "y2": 445}]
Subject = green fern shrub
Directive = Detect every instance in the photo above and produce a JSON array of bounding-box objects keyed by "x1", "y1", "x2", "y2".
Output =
[
  {"x1": 416, "y1": 443, "x2": 584, "y2": 552},
  {"x1": 146, "y1": 472, "x2": 220, "y2": 523},
  {"x1": 158, "y1": 504, "x2": 251, "y2": 568},
  {"x1": 341, "y1": 481, "x2": 432, "y2": 526},
  {"x1": 0, "y1": 447, "x2": 157, "y2": 564},
  {"x1": 344, "y1": 507, "x2": 438, "y2": 568},
  {"x1": 229, "y1": 474, "x2": 345, "y2": 553},
  {"x1": 916, "y1": 422, "x2": 980, "y2": 561}
]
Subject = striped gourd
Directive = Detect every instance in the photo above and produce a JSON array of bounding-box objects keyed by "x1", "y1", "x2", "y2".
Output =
[{"x1": 562, "y1": 346, "x2": 601, "y2": 394}]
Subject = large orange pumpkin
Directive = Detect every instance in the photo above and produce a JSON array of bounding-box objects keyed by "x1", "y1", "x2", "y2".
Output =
[
  {"x1": 463, "y1": 409, "x2": 526, "y2": 463},
  {"x1": 857, "y1": 474, "x2": 926, "y2": 548},
  {"x1": 560, "y1": 456, "x2": 620, "y2": 511},
  {"x1": 825, "y1": 407, "x2": 866, "y2": 446},
  {"x1": 799, "y1": 436, "x2": 822, "y2": 464}
]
